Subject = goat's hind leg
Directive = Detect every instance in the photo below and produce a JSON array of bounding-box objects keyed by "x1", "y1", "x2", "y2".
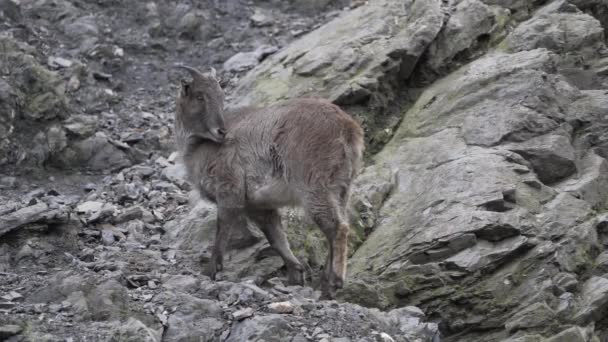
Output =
[
  {"x1": 247, "y1": 209, "x2": 304, "y2": 285},
  {"x1": 307, "y1": 194, "x2": 350, "y2": 299}
]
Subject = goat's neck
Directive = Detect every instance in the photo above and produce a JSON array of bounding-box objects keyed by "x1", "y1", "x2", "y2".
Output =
[{"x1": 174, "y1": 118, "x2": 190, "y2": 152}]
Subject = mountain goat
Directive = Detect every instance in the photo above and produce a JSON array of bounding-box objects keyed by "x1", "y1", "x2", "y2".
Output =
[{"x1": 174, "y1": 64, "x2": 364, "y2": 298}]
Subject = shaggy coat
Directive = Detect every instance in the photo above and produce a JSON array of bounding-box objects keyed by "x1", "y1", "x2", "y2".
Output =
[{"x1": 174, "y1": 65, "x2": 364, "y2": 298}]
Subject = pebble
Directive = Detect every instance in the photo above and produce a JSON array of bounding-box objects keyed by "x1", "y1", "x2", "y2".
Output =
[
  {"x1": 232, "y1": 307, "x2": 254, "y2": 321},
  {"x1": 267, "y1": 301, "x2": 295, "y2": 314},
  {"x1": 101, "y1": 228, "x2": 116, "y2": 245},
  {"x1": 1, "y1": 291, "x2": 23, "y2": 301},
  {"x1": 0, "y1": 302, "x2": 15, "y2": 309},
  {"x1": 0, "y1": 325, "x2": 22, "y2": 338}
]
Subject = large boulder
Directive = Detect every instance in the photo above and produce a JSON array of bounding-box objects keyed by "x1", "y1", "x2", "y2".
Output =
[
  {"x1": 229, "y1": 0, "x2": 447, "y2": 150},
  {"x1": 341, "y1": 47, "x2": 603, "y2": 340}
]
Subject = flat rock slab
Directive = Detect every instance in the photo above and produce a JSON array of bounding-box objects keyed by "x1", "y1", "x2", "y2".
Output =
[
  {"x1": 0, "y1": 202, "x2": 68, "y2": 236},
  {"x1": 573, "y1": 276, "x2": 608, "y2": 323}
]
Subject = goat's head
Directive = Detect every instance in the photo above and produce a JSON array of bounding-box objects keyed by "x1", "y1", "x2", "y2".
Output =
[{"x1": 174, "y1": 64, "x2": 226, "y2": 144}]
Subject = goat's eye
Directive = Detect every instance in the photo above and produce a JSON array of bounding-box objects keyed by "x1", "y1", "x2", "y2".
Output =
[{"x1": 197, "y1": 96, "x2": 205, "y2": 101}]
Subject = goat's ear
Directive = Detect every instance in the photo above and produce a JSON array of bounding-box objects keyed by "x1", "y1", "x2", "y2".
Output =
[
  {"x1": 181, "y1": 79, "x2": 190, "y2": 96},
  {"x1": 208, "y1": 67, "x2": 217, "y2": 80}
]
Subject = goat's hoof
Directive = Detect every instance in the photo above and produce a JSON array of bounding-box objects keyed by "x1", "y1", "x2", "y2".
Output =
[
  {"x1": 205, "y1": 262, "x2": 222, "y2": 281},
  {"x1": 287, "y1": 268, "x2": 305, "y2": 286}
]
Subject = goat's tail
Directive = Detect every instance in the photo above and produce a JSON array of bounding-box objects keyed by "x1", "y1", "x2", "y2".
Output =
[{"x1": 343, "y1": 120, "x2": 365, "y2": 180}]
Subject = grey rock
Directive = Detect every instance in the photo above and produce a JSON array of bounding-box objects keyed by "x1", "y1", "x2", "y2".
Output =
[
  {"x1": 156, "y1": 291, "x2": 223, "y2": 342},
  {"x1": 553, "y1": 272, "x2": 578, "y2": 293},
  {"x1": 0, "y1": 176, "x2": 18, "y2": 190},
  {"x1": 0, "y1": 202, "x2": 68, "y2": 236},
  {"x1": 101, "y1": 228, "x2": 115, "y2": 245},
  {"x1": 46, "y1": 125, "x2": 68, "y2": 154},
  {"x1": 162, "y1": 275, "x2": 201, "y2": 293},
  {"x1": 111, "y1": 317, "x2": 161, "y2": 342},
  {"x1": 1, "y1": 291, "x2": 22, "y2": 301},
  {"x1": 230, "y1": 0, "x2": 446, "y2": 136},
  {"x1": 223, "y1": 45, "x2": 279, "y2": 73},
  {"x1": 232, "y1": 307, "x2": 254, "y2": 320},
  {"x1": 507, "y1": 133, "x2": 577, "y2": 184},
  {"x1": 29, "y1": 272, "x2": 129, "y2": 321},
  {"x1": 47, "y1": 56, "x2": 73, "y2": 68},
  {"x1": 226, "y1": 314, "x2": 292, "y2": 342},
  {"x1": 223, "y1": 51, "x2": 261, "y2": 73},
  {"x1": 426, "y1": 0, "x2": 504, "y2": 72},
  {"x1": 250, "y1": 8, "x2": 272, "y2": 27},
  {"x1": 76, "y1": 201, "x2": 116, "y2": 223},
  {"x1": 114, "y1": 206, "x2": 144, "y2": 223},
  {"x1": 557, "y1": 152, "x2": 608, "y2": 208},
  {"x1": 63, "y1": 114, "x2": 98, "y2": 138},
  {"x1": 76, "y1": 201, "x2": 104, "y2": 215},
  {"x1": 161, "y1": 163, "x2": 188, "y2": 189},
  {"x1": 443, "y1": 236, "x2": 532, "y2": 273},
  {"x1": 595, "y1": 251, "x2": 608, "y2": 274},
  {"x1": 545, "y1": 326, "x2": 589, "y2": 342},
  {"x1": 64, "y1": 15, "x2": 99, "y2": 48},
  {"x1": 573, "y1": 276, "x2": 608, "y2": 323},
  {"x1": 505, "y1": 10, "x2": 604, "y2": 56},
  {"x1": 0, "y1": 0, "x2": 21, "y2": 22},
  {"x1": 0, "y1": 325, "x2": 22, "y2": 339},
  {"x1": 53, "y1": 132, "x2": 132, "y2": 171},
  {"x1": 267, "y1": 301, "x2": 295, "y2": 314},
  {"x1": 500, "y1": 336, "x2": 542, "y2": 342},
  {"x1": 505, "y1": 302, "x2": 556, "y2": 332},
  {"x1": 292, "y1": 335, "x2": 309, "y2": 342},
  {"x1": 27, "y1": 0, "x2": 79, "y2": 23}
]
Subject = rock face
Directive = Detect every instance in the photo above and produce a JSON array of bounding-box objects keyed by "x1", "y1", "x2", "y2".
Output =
[
  {"x1": 230, "y1": 0, "x2": 447, "y2": 151},
  {"x1": 4, "y1": 0, "x2": 608, "y2": 341}
]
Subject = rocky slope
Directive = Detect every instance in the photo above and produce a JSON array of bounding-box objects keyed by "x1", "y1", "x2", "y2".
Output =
[{"x1": 2, "y1": 0, "x2": 608, "y2": 341}]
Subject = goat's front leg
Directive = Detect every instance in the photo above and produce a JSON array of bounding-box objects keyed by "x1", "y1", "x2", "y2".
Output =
[{"x1": 206, "y1": 206, "x2": 246, "y2": 280}]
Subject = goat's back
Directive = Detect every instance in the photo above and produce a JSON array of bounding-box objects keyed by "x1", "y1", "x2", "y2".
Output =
[{"x1": 228, "y1": 98, "x2": 364, "y2": 194}]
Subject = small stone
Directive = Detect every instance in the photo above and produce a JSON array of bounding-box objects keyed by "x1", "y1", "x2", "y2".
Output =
[
  {"x1": 47, "y1": 56, "x2": 73, "y2": 68},
  {"x1": 223, "y1": 51, "x2": 260, "y2": 73},
  {"x1": 0, "y1": 325, "x2": 22, "y2": 339},
  {"x1": 76, "y1": 201, "x2": 104, "y2": 214},
  {"x1": 291, "y1": 334, "x2": 308, "y2": 342},
  {"x1": 232, "y1": 307, "x2": 254, "y2": 321},
  {"x1": 0, "y1": 176, "x2": 18, "y2": 190},
  {"x1": 268, "y1": 301, "x2": 294, "y2": 314},
  {"x1": 148, "y1": 280, "x2": 157, "y2": 289},
  {"x1": 1, "y1": 291, "x2": 22, "y2": 301},
  {"x1": 121, "y1": 131, "x2": 144, "y2": 144},
  {"x1": 115, "y1": 206, "x2": 144, "y2": 223},
  {"x1": 113, "y1": 46, "x2": 124, "y2": 57},
  {"x1": 0, "y1": 302, "x2": 15, "y2": 309},
  {"x1": 101, "y1": 228, "x2": 115, "y2": 245},
  {"x1": 250, "y1": 8, "x2": 272, "y2": 27},
  {"x1": 378, "y1": 332, "x2": 396, "y2": 342},
  {"x1": 553, "y1": 272, "x2": 578, "y2": 292},
  {"x1": 83, "y1": 183, "x2": 97, "y2": 192},
  {"x1": 93, "y1": 71, "x2": 112, "y2": 80},
  {"x1": 149, "y1": 234, "x2": 162, "y2": 245},
  {"x1": 33, "y1": 303, "x2": 46, "y2": 313}
]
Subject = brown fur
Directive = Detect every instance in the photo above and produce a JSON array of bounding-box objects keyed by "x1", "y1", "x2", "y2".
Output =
[{"x1": 174, "y1": 65, "x2": 364, "y2": 298}]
